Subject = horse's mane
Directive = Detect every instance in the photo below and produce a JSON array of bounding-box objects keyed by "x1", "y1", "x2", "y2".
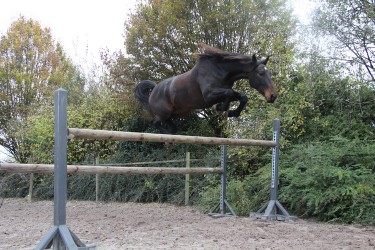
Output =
[{"x1": 195, "y1": 44, "x2": 250, "y2": 61}]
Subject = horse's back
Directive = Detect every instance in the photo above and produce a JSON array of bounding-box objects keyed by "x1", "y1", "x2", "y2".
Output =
[
  {"x1": 148, "y1": 77, "x2": 175, "y2": 121},
  {"x1": 149, "y1": 70, "x2": 207, "y2": 119}
]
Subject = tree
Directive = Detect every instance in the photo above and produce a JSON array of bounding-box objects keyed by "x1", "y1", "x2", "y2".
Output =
[
  {"x1": 25, "y1": 86, "x2": 132, "y2": 164},
  {"x1": 283, "y1": 51, "x2": 375, "y2": 142},
  {"x1": 103, "y1": 0, "x2": 296, "y2": 136},
  {"x1": 125, "y1": 0, "x2": 295, "y2": 81},
  {"x1": 0, "y1": 16, "x2": 85, "y2": 162},
  {"x1": 313, "y1": 0, "x2": 375, "y2": 83}
]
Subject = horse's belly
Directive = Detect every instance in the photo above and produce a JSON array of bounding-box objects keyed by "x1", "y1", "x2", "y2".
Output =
[
  {"x1": 170, "y1": 79, "x2": 206, "y2": 109},
  {"x1": 171, "y1": 91, "x2": 207, "y2": 115}
]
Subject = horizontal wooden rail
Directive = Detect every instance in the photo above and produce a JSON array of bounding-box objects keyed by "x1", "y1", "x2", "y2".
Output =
[
  {"x1": 103, "y1": 158, "x2": 217, "y2": 166},
  {"x1": 0, "y1": 163, "x2": 223, "y2": 175},
  {"x1": 68, "y1": 128, "x2": 277, "y2": 147}
]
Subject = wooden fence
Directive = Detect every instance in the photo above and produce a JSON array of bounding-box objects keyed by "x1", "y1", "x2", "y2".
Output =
[{"x1": 0, "y1": 153, "x2": 220, "y2": 205}]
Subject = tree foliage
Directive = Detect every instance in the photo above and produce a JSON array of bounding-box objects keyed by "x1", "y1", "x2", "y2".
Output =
[
  {"x1": 0, "y1": 16, "x2": 85, "y2": 162},
  {"x1": 279, "y1": 137, "x2": 375, "y2": 225},
  {"x1": 280, "y1": 52, "x2": 375, "y2": 143},
  {"x1": 313, "y1": 0, "x2": 375, "y2": 82},
  {"x1": 125, "y1": 0, "x2": 295, "y2": 79},
  {"x1": 24, "y1": 86, "x2": 132, "y2": 164}
]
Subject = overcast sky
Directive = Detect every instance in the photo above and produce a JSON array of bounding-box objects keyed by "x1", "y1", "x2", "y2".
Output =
[
  {"x1": 0, "y1": 0, "x2": 315, "y2": 161},
  {"x1": 0, "y1": 0, "x2": 138, "y2": 67},
  {"x1": 0, "y1": 0, "x2": 314, "y2": 66}
]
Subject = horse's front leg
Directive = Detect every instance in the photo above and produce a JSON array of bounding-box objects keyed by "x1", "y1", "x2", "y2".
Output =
[
  {"x1": 202, "y1": 88, "x2": 248, "y2": 117},
  {"x1": 215, "y1": 98, "x2": 231, "y2": 111},
  {"x1": 207, "y1": 89, "x2": 248, "y2": 117},
  {"x1": 227, "y1": 92, "x2": 248, "y2": 117},
  {"x1": 203, "y1": 88, "x2": 234, "y2": 109}
]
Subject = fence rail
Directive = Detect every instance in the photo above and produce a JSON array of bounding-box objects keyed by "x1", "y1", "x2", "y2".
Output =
[
  {"x1": 0, "y1": 153, "x2": 217, "y2": 204},
  {"x1": 0, "y1": 163, "x2": 223, "y2": 175},
  {"x1": 96, "y1": 158, "x2": 214, "y2": 166},
  {"x1": 68, "y1": 128, "x2": 277, "y2": 147}
]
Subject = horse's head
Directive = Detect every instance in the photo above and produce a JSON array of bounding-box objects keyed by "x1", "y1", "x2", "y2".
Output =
[{"x1": 248, "y1": 55, "x2": 277, "y2": 103}]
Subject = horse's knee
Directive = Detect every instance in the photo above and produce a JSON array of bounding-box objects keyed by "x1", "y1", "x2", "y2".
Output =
[
  {"x1": 228, "y1": 94, "x2": 248, "y2": 117},
  {"x1": 215, "y1": 102, "x2": 229, "y2": 111},
  {"x1": 240, "y1": 94, "x2": 248, "y2": 104},
  {"x1": 228, "y1": 109, "x2": 241, "y2": 117},
  {"x1": 203, "y1": 88, "x2": 234, "y2": 105}
]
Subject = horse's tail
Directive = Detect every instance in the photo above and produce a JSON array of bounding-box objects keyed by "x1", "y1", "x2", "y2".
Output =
[{"x1": 134, "y1": 80, "x2": 156, "y2": 112}]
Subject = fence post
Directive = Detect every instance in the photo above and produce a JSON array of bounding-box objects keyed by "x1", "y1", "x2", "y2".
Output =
[
  {"x1": 220, "y1": 145, "x2": 227, "y2": 214},
  {"x1": 185, "y1": 152, "x2": 190, "y2": 206},
  {"x1": 270, "y1": 119, "x2": 280, "y2": 201},
  {"x1": 27, "y1": 173, "x2": 34, "y2": 202},
  {"x1": 95, "y1": 156, "x2": 100, "y2": 203}
]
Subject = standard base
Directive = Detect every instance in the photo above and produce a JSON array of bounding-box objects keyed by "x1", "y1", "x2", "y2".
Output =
[
  {"x1": 250, "y1": 212, "x2": 298, "y2": 222},
  {"x1": 35, "y1": 225, "x2": 95, "y2": 250},
  {"x1": 250, "y1": 199, "x2": 297, "y2": 222},
  {"x1": 209, "y1": 199, "x2": 236, "y2": 218}
]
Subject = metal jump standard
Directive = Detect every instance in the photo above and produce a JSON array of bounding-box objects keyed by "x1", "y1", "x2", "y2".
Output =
[
  {"x1": 250, "y1": 119, "x2": 297, "y2": 221},
  {"x1": 35, "y1": 89, "x2": 94, "y2": 250}
]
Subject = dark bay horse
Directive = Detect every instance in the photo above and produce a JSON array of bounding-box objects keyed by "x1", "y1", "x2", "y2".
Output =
[{"x1": 135, "y1": 44, "x2": 277, "y2": 133}]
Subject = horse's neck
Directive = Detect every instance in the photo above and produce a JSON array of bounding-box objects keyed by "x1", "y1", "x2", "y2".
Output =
[
  {"x1": 227, "y1": 72, "x2": 249, "y2": 83},
  {"x1": 225, "y1": 61, "x2": 254, "y2": 84},
  {"x1": 195, "y1": 58, "x2": 254, "y2": 84}
]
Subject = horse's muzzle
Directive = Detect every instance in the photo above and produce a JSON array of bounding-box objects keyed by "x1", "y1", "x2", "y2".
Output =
[{"x1": 267, "y1": 94, "x2": 277, "y2": 103}]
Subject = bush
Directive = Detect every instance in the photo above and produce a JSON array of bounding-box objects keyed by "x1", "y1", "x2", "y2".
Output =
[
  {"x1": 198, "y1": 136, "x2": 375, "y2": 225},
  {"x1": 0, "y1": 173, "x2": 29, "y2": 198},
  {"x1": 198, "y1": 165, "x2": 272, "y2": 216},
  {"x1": 279, "y1": 137, "x2": 375, "y2": 225}
]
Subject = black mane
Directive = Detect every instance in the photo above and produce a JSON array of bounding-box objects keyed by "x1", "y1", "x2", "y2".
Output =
[{"x1": 196, "y1": 44, "x2": 250, "y2": 61}]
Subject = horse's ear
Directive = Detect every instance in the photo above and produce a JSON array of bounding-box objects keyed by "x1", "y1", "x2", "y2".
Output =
[
  {"x1": 252, "y1": 54, "x2": 257, "y2": 63},
  {"x1": 263, "y1": 56, "x2": 269, "y2": 65},
  {"x1": 257, "y1": 56, "x2": 269, "y2": 65}
]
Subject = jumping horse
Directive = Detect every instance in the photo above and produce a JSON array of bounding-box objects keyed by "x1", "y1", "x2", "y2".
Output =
[{"x1": 135, "y1": 44, "x2": 277, "y2": 133}]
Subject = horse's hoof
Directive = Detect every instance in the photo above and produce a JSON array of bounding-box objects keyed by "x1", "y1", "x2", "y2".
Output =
[
  {"x1": 228, "y1": 110, "x2": 240, "y2": 117},
  {"x1": 215, "y1": 103, "x2": 227, "y2": 112}
]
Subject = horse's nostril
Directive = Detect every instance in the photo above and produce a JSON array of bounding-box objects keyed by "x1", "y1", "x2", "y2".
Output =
[{"x1": 269, "y1": 94, "x2": 276, "y2": 103}]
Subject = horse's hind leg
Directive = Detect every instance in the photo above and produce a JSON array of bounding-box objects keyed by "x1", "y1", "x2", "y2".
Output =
[
  {"x1": 153, "y1": 121, "x2": 176, "y2": 134},
  {"x1": 164, "y1": 120, "x2": 177, "y2": 134},
  {"x1": 153, "y1": 115, "x2": 177, "y2": 134}
]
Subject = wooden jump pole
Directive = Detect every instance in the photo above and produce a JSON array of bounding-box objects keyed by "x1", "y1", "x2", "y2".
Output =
[
  {"x1": 68, "y1": 128, "x2": 276, "y2": 147},
  {"x1": 104, "y1": 158, "x2": 205, "y2": 166},
  {"x1": 0, "y1": 163, "x2": 223, "y2": 175}
]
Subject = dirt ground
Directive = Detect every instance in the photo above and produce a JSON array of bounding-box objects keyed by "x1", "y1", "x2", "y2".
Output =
[{"x1": 0, "y1": 198, "x2": 374, "y2": 250}]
